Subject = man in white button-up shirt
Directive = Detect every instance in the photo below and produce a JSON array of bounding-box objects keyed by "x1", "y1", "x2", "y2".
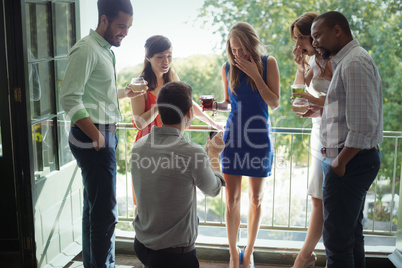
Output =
[{"x1": 312, "y1": 11, "x2": 383, "y2": 268}]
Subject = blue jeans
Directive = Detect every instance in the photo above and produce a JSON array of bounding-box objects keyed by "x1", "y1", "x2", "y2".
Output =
[
  {"x1": 134, "y1": 237, "x2": 199, "y2": 268},
  {"x1": 69, "y1": 127, "x2": 118, "y2": 268},
  {"x1": 321, "y1": 149, "x2": 381, "y2": 268}
]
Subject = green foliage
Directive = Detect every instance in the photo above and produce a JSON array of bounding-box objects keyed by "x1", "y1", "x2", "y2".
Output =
[
  {"x1": 368, "y1": 195, "x2": 397, "y2": 223},
  {"x1": 175, "y1": 54, "x2": 225, "y2": 101},
  {"x1": 198, "y1": 0, "x2": 402, "y2": 190},
  {"x1": 115, "y1": 0, "x2": 402, "y2": 190}
]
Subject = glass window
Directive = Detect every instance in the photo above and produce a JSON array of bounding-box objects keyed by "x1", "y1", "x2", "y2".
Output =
[
  {"x1": 28, "y1": 50, "x2": 42, "y2": 102},
  {"x1": 30, "y1": 61, "x2": 54, "y2": 119},
  {"x1": 27, "y1": 1, "x2": 78, "y2": 178},
  {"x1": 32, "y1": 119, "x2": 56, "y2": 180},
  {"x1": 57, "y1": 114, "x2": 74, "y2": 167},
  {"x1": 55, "y1": 59, "x2": 67, "y2": 113},
  {"x1": 26, "y1": 3, "x2": 51, "y2": 59},
  {"x1": 54, "y1": 3, "x2": 75, "y2": 57}
]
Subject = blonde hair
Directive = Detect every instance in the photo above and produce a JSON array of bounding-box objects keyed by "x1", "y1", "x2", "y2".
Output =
[{"x1": 226, "y1": 22, "x2": 266, "y2": 94}]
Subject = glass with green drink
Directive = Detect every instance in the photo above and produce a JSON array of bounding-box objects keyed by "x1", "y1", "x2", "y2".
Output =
[
  {"x1": 291, "y1": 84, "x2": 306, "y2": 96},
  {"x1": 291, "y1": 84, "x2": 309, "y2": 114}
]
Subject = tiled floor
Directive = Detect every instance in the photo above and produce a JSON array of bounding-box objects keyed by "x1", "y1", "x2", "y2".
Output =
[{"x1": 64, "y1": 252, "x2": 302, "y2": 268}]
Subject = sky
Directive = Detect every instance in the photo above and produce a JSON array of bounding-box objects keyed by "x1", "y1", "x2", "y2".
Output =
[{"x1": 81, "y1": 0, "x2": 223, "y2": 72}]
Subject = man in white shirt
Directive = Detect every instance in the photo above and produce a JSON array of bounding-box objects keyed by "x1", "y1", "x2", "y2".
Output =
[
  {"x1": 312, "y1": 11, "x2": 383, "y2": 268},
  {"x1": 131, "y1": 81, "x2": 226, "y2": 268}
]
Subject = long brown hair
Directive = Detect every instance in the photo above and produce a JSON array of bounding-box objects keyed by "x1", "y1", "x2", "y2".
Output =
[
  {"x1": 290, "y1": 12, "x2": 327, "y2": 75},
  {"x1": 140, "y1": 35, "x2": 175, "y2": 91},
  {"x1": 226, "y1": 22, "x2": 266, "y2": 94}
]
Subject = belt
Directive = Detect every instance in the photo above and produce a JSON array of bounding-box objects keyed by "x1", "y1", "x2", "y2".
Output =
[
  {"x1": 320, "y1": 145, "x2": 379, "y2": 158},
  {"x1": 71, "y1": 123, "x2": 116, "y2": 131},
  {"x1": 156, "y1": 244, "x2": 195, "y2": 254}
]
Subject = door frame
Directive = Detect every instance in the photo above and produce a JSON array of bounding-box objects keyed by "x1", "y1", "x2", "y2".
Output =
[{"x1": 1, "y1": 0, "x2": 36, "y2": 267}]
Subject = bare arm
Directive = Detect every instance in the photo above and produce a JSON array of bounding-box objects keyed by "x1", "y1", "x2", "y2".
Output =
[
  {"x1": 216, "y1": 64, "x2": 231, "y2": 111},
  {"x1": 293, "y1": 92, "x2": 326, "y2": 108},
  {"x1": 205, "y1": 132, "x2": 225, "y2": 171},
  {"x1": 261, "y1": 56, "x2": 280, "y2": 109},
  {"x1": 292, "y1": 46, "x2": 314, "y2": 86},
  {"x1": 193, "y1": 101, "x2": 223, "y2": 130},
  {"x1": 234, "y1": 56, "x2": 280, "y2": 110},
  {"x1": 130, "y1": 71, "x2": 181, "y2": 130},
  {"x1": 117, "y1": 87, "x2": 128, "y2": 99},
  {"x1": 130, "y1": 93, "x2": 159, "y2": 130},
  {"x1": 118, "y1": 83, "x2": 147, "y2": 99}
]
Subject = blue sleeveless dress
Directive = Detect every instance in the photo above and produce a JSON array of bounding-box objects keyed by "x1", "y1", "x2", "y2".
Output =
[{"x1": 221, "y1": 55, "x2": 274, "y2": 178}]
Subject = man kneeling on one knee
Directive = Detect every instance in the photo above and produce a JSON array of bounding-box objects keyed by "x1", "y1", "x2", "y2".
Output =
[{"x1": 131, "y1": 81, "x2": 226, "y2": 268}]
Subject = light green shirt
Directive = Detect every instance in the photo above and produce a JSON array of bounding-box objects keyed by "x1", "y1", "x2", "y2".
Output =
[{"x1": 61, "y1": 29, "x2": 121, "y2": 124}]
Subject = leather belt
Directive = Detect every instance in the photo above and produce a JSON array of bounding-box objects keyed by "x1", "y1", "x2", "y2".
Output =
[
  {"x1": 321, "y1": 145, "x2": 379, "y2": 158},
  {"x1": 156, "y1": 244, "x2": 195, "y2": 254},
  {"x1": 71, "y1": 123, "x2": 116, "y2": 131}
]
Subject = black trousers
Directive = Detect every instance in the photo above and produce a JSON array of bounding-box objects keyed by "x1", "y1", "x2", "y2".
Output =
[{"x1": 134, "y1": 237, "x2": 199, "y2": 268}]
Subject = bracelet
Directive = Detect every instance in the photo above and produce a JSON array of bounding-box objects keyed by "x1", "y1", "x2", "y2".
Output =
[
  {"x1": 214, "y1": 101, "x2": 218, "y2": 110},
  {"x1": 259, "y1": 86, "x2": 268, "y2": 92}
]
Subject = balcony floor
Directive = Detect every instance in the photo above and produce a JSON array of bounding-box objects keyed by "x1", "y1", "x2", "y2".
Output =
[{"x1": 65, "y1": 252, "x2": 326, "y2": 267}]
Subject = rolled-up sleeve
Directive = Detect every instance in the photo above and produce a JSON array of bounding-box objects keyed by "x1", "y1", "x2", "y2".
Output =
[
  {"x1": 344, "y1": 59, "x2": 381, "y2": 148},
  {"x1": 60, "y1": 43, "x2": 95, "y2": 123}
]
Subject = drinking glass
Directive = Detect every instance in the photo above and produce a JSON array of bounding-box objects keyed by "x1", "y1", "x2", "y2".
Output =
[
  {"x1": 291, "y1": 84, "x2": 306, "y2": 95},
  {"x1": 130, "y1": 77, "x2": 147, "y2": 92},
  {"x1": 199, "y1": 95, "x2": 217, "y2": 116},
  {"x1": 292, "y1": 97, "x2": 309, "y2": 114}
]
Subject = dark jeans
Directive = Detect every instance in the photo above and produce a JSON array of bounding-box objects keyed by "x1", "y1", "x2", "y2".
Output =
[
  {"x1": 321, "y1": 149, "x2": 381, "y2": 268},
  {"x1": 134, "y1": 237, "x2": 199, "y2": 268},
  {"x1": 69, "y1": 127, "x2": 118, "y2": 268}
]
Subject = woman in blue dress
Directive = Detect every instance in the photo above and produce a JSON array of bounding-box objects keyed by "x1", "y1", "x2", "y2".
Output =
[{"x1": 216, "y1": 22, "x2": 280, "y2": 268}]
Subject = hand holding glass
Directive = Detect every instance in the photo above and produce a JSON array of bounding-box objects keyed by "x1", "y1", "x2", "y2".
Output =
[
  {"x1": 292, "y1": 97, "x2": 309, "y2": 114},
  {"x1": 129, "y1": 77, "x2": 147, "y2": 92},
  {"x1": 199, "y1": 95, "x2": 217, "y2": 116}
]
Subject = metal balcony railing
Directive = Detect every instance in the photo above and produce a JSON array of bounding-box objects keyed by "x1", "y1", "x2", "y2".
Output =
[{"x1": 115, "y1": 123, "x2": 402, "y2": 239}]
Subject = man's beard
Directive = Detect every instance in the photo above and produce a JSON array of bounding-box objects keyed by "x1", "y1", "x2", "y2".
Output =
[
  {"x1": 104, "y1": 25, "x2": 121, "y2": 47},
  {"x1": 321, "y1": 49, "x2": 332, "y2": 60}
]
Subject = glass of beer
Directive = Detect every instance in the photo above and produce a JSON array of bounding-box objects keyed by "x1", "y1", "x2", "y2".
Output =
[
  {"x1": 292, "y1": 97, "x2": 309, "y2": 114},
  {"x1": 199, "y1": 95, "x2": 217, "y2": 116},
  {"x1": 130, "y1": 77, "x2": 147, "y2": 92}
]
